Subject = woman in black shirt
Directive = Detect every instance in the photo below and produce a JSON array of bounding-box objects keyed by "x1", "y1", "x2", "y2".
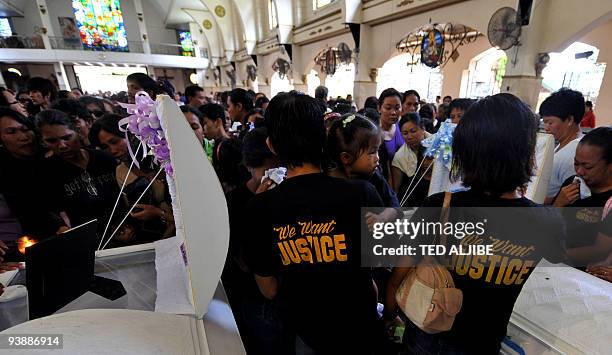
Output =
[
  {"x1": 553, "y1": 127, "x2": 612, "y2": 266},
  {"x1": 384, "y1": 94, "x2": 566, "y2": 354}
]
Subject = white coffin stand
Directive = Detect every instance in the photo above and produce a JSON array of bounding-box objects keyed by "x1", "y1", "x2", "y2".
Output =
[{"x1": 1, "y1": 96, "x2": 245, "y2": 354}]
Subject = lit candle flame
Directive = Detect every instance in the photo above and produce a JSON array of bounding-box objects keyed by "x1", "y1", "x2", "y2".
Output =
[{"x1": 17, "y1": 236, "x2": 37, "y2": 255}]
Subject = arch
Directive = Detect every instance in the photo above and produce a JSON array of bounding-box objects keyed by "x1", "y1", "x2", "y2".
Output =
[
  {"x1": 461, "y1": 47, "x2": 507, "y2": 98},
  {"x1": 540, "y1": 42, "x2": 606, "y2": 105},
  {"x1": 306, "y1": 69, "x2": 321, "y2": 97},
  {"x1": 183, "y1": 9, "x2": 225, "y2": 65},
  {"x1": 376, "y1": 53, "x2": 442, "y2": 102},
  {"x1": 325, "y1": 63, "x2": 355, "y2": 98},
  {"x1": 200, "y1": 0, "x2": 236, "y2": 61},
  {"x1": 230, "y1": 0, "x2": 257, "y2": 54},
  {"x1": 271, "y1": 71, "x2": 294, "y2": 96},
  {"x1": 273, "y1": 0, "x2": 294, "y2": 43}
]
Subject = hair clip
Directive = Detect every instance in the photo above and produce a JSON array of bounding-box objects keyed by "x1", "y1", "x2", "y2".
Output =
[{"x1": 342, "y1": 115, "x2": 356, "y2": 128}]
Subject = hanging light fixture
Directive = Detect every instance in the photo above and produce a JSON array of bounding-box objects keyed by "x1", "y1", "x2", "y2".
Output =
[{"x1": 396, "y1": 23, "x2": 480, "y2": 68}]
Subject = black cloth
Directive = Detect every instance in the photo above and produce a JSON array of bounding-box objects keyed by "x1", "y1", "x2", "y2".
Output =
[
  {"x1": 44, "y1": 149, "x2": 120, "y2": 235},
  {"x1": 357, "y1": 169, "x2": 400, "y2": 208},
  {"x1": 212, "y1": 138, "x2": 249, "y2": 192},
  {"x1": 408, "y1": 190, "x2": 566, "y2": 354},
  {"x1": 244, "y1": 173, "x2": 384, "y2": 354},
  {"x1": 560, "y1": 176, "x2": 612, "y2": 249},
  {"x1": 0, "y1": 150, "x2": 64, "y2": 241},
  {"x1": 378, "y1": 144, "x2": 391, "y2": 181}
]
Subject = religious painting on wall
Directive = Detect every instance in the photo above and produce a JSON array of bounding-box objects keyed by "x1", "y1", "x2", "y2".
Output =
[
  {"x1": 71, "y1": 0, "x2": 129, "y2": 52},
  {"x1": 178, "y1": 31, "x2": 195, "y2": 57},
  {"x1": 421, "y1": 29, "x2": 444, "y2": 68},
  {"x1": 58, "y1": 16, "x2": 82, "y2": 49}
]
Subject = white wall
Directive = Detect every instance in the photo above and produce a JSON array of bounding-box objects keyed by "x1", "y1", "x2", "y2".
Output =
[
  {"x1": 121, "y1": 0, "x2": 143, "y2": 43},
  {"x1": 47, "y1": 0, "x2": 74, "y2": 38},
  {"x1": 142, "y1": 1, "x2": 177, "y2": 44},
  {"x1": 10, "y1": 0, "x2": 42, "y2": 37}
]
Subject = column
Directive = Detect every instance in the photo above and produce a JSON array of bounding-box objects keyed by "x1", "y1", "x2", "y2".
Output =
[
  {"x1": 53, "y1": 62, "x2": 69, "y2": 90},
  {"x1": 291, "y1": 45, "x2": 308, "y2": 93},
  {"x1": 35, "y1": 0, "x2": 55, "y2": 50},
  {"x1": 0, "y1": 71, "x2": 7, "y2": 88},
  {"x1": 189, "y1": 22, "x2": 203, "y2": 59},
  {"x1": 352, "y1": 25, "x2": 378, "y2": 109},
  {"x1": 133, "y1": 0, "x2": 151, "y2": 54}
]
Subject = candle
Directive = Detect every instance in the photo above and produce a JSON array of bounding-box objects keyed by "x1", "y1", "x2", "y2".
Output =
[{"x1": 17, "y1": 236, "x2": 37, "y2": 255}]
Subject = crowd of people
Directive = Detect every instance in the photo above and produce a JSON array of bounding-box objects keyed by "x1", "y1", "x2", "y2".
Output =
[{"x1": 1, "y1": 74, "x2": 611, "y2": 354}]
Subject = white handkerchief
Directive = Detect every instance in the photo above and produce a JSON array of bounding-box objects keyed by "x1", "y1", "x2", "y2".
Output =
[{"x1": 154, "y1": 236, "x2": 195, "y2": 315}]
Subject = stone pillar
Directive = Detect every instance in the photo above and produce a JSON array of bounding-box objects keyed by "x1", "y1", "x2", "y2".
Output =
[
  {"x1": 35, "y1": 0, "x2": 55, "y2": 50},
  {"x1": 146, "y1": 66, "x2": 157, "y2": 79},
  {"x1": 133, "y1": 0, "x2": 151, "y2": 54},
  {"x1": 499, "y1": 75, "x2": 543, "y2": 110},
  {"x1": 53, "y1": 62, "x2": 69, "y2": 90},
  {"x1": 352, "y1": 25, "x2": 378, "y2": 108},
  {"x1": 0, "y1": 71, "x2": 7, "y2": 88},
  {"x1": 258, "y1": 84, "x2": 272, "y2": 98}
]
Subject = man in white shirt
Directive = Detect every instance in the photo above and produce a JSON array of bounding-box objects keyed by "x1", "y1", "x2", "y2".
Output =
[{"x1": 539, "y1": 89, "x2": 586, "y2": 204}]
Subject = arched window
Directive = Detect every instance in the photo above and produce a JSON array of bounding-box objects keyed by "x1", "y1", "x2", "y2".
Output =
[
  {"x1": 271, "y1": 72, "x2": 293, "y2": 97},
  {"x1": 377, "y1": 53, "x2": 442, "y2": 102},
  {"x1": 540, "y1": 42, "x2": 606, "y2": 106},
  {"x1": 306, "y1": 69, "x2": 321, "y2": 97},
  {"x1": 462, "y1": 48, "x2": 507, "y2": 98},
  {"x1": 325, "y1": 63, "x2": 354, "y2": 98}
]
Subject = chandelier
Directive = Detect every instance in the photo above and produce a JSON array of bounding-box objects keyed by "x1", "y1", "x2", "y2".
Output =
[{"x1": 396, "y1": 23, "x2": 480, "y2": 68}]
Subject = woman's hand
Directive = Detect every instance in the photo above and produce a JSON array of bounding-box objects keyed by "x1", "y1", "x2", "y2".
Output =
[
  {"x1": 553, "y1": 181, "x2": 580, "y2": 207},
  {"x1": 255, "y1": 178, "x2": 276, "y2": 194},
  {"x1": 365, "y1": 212, "x2": 383, "y2": 232},
  {"x1": 0, "y1": 262, "x2": 23, "y2": 274},
  {"x1": 587, "y1": 265, "x2": 612, "y2": 282},
  {"x1": 130, "y1": 204, "x2": 163, "y2": 221}
]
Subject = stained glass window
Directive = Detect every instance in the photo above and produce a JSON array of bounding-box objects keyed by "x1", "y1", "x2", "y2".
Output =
[
  {"x1": 0, "y1": 18, "x2": 12, "y2": 37},
  {"x1": 72, "y1": 0, "x2": 129, "y2": 52},
  {"x1": 178, "y1": 31, "x2": 195, "y2": 57}
]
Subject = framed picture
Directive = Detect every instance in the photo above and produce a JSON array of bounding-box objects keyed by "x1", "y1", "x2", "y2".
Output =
[{"x1": 421, "y1": 29, "x2": 444, "y2": 68}]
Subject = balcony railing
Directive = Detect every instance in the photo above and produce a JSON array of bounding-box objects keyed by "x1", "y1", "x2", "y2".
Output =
[
  {"x1": 48, "y1": 36, "x2": 145, "y2": 53},
  {"x1": 0, "y1": 35, "x2": 45, "y2": 49},
  {"x1": 151, "y1": 43, "x2": 195, "y2": 57}
]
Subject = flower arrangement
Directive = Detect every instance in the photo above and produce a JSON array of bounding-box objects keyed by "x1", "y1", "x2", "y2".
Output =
[{"x1": 118, "y1": 92, "x2": 173, "y2": 176}]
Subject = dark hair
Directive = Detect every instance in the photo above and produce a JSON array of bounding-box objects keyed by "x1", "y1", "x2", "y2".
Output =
[
  {"x1": 71, "y1": 87, "x2": 83, "y2": 95},
  {"x1": 361, "y1": 107, "x2": 380, "y2": 125},
  {"x1": 219, "y1": 91, "x2": 230, "y2": 108},
  {"x1": 418, "y1": 104, "x2": 435, "y2": 120},
  {"x1": 326, "y1": 113, "x2": 380, "y2": 170},
  {"x1": 403, "y1": 90, "x2": 420, "y2": 103},
  {"x1": 180, "y1": 105, "x2": 204, "y2": 121},
  {"x1": 78, "y1": 96, "x2": 106, "y2": 113},
  {"x1": 242, "y1": 127, "x2": 274, "y2": 168},
  {"x1": 364, "y1": 96, "x2": 378, "y2": 110},
  {"x1": 443, "y1": 95, "x2": 452, "y2": 101},
  {"x1": 27, "y1": 77, "x2": 57, "y2": 102},
  {"x1": 35, "y1": 109, "x2": 77, "y2": 131},
  {"x1": 585, "y1": 100, "x2": 593, "y2": 108},
  {"x1": 265, "y1": 92, "x2": 326, "y2": 167},
  {"x1": 399, "y1": 112, "x2": 424, "y2": 130},
  {"x1": 332, "y1": 99, "x2": 352, "y2": 115},
  {"x1": 185, "y1": 85, "x2": 204, "y2": 99},
  {"x1": 452, "y1": 93, "x2": 537, "y2": 195},
  {"x1": 315, "y1": 85, "x2": 329, "y2": 100},
  {"x1": 438, "y1": 103, "x2": 449, "y2": 120},
  {"x1": 57, "y1": 90, "x2": 72, "y2": 99},
  {"x1": 245, "y1": 108, "x2": 265, "y2": 127},
  {"x1": 229, "y1": 88, "x2": 254, "y2": 112},
  {"x1": 157, "y1": 79, "x2": 175, "y2": 98},
  {"x1": 89, "y1": 113, "x2": 124, "y2": 148},
  {"x1": 579, "y1": 127, "x2": 612, "y2": 164},
  {"x1": 255, "y1": 96, "x2": 269, "y2": 109},
  {"x1": 199, "y1": 103, "x2": 226, "y2": 126},
  {"x1": 378, "y1": 88, "x2": 402, "y2": 107},
  {"x1": 449, "y1": 98, "x2": 475, "y2": 113},
  {"x1": 0, "y1": 107, "x2": 33, "y2": 131},
  {"x1": 0, "y1": 87, "x2": 11, "y2": 106},
  {"x1": 538, "y1": 88, "x2": 585, "y2": 124},
  {"x1": 51, "y1": 98, "x2": 94, "y2": 124},
  {"x1": 127, "y1": 73, "x2": 166, "y2": 98}
]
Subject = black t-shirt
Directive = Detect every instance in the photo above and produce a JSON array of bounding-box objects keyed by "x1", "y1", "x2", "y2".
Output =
[
  {"x1": 560, "y1": 176, "x2": 612, "y2": 248},
  {"x1": 410, "y1": 190, "x2": 566, "y2": 354},
  {"x1": 357, "y1": 169, "x2": 400, "y2": 208},
  {"x1": 244, "y1": 173, "x2": 384, "y2": 353},
  {"x1": 45, "y1": 149, "x2": 119, "y2": 233},
  {"x1": 212, "y1": 138, "x2": 249, "y2": 192},
  {"x1": 0, "y1": 151, "x2": 64, "y2": 241}
]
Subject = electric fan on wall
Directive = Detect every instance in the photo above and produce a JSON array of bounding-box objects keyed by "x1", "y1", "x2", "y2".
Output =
[{"x1": 487, "y1": 7, "x2": 521, "y2": 50}]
